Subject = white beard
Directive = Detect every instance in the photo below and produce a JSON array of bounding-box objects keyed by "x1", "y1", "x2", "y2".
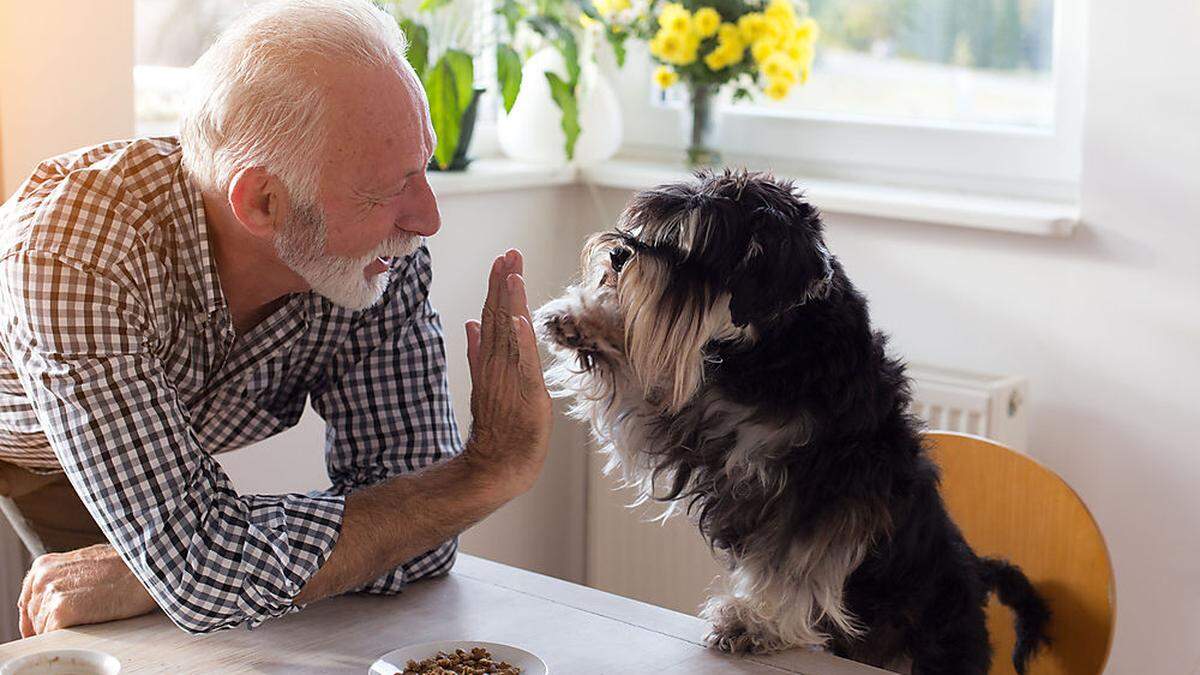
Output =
[{"x1": 274, "y1": 203, "x2": 421, "y2": 310}]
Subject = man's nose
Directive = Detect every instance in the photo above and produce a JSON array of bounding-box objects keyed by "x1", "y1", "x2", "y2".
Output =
[{"x1": 398, "y1": 178, "x2": 441, "y2": 237}]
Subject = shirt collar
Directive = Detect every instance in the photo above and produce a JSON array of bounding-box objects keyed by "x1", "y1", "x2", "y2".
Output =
[{"x1": 171, "y1": 155, "x2": 228, "y2": 319}]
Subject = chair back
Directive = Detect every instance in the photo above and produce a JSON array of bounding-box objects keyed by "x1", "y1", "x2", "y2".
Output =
[{"x1": 926, "y1": 431, "x2": 1115, "y2": 675}]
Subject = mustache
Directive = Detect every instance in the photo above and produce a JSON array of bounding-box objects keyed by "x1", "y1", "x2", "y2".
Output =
[{"x1": 368, "y1": 233, "x2": 421, "y2": 260}]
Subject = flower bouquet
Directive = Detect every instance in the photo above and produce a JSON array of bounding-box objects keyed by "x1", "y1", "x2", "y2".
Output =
[{"x1": 588, "y1": 0, "x2": 819, "y2": 166}]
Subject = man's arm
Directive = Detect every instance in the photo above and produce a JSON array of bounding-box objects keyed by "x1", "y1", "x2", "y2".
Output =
[
  {"x1": 307, "y1": 245, "x2": 467, "y2": 594},
  {"x1": 297, "y1": 249, "x2": 550, "y2": 604},
  {"x1": 11, "y1": 249, "x2": 550, "y2": 631},
  {"x1": 1, "y1": 251, "x2": 346, "y2": 634}
]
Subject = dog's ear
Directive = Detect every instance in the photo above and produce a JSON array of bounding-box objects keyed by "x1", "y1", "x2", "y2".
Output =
[{"x1": 727, "y1": 203, "x2": 831, "y2": 327}]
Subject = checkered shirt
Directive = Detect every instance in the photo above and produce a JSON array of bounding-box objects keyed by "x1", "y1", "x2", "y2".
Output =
[{"x1": 0, "y1": 137, "x2": 462, "y2": 633}]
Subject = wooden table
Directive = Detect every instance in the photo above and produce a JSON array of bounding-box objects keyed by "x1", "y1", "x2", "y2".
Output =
[{"x1": 0, "y1": 555, "x2": 893, "y2": 674}]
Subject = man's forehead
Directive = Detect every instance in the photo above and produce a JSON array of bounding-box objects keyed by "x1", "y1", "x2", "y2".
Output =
[{"x1": 320, "y1": 62, "x2": 432, "y2": 186}]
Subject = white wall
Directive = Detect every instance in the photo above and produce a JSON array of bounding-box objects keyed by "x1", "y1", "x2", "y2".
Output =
[{"x1": 0, "y1": 1, "x2": 135, "y2": 198}]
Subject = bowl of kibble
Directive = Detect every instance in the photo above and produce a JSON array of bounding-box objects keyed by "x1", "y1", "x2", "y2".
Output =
[{"x1": 370, "y1": 642, "x2": 546, "y2": 675}]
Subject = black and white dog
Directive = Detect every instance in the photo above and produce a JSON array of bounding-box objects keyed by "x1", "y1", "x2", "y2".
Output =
[{"x1": 534, "y1": 170, "x2": 1051, "y2": 674}]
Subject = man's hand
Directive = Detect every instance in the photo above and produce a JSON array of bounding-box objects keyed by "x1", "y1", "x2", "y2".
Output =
[
  {"x1": 18, "y1": 544, "x2": 158, "y2": 637},
  {"x1": 463, "y1": 249, "x2": 553, "y2": 498}
]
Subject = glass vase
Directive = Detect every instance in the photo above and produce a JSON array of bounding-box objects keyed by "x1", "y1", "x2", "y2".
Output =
[{"x1": 682, "y1": 83, "x2": 722, "y2": 169}]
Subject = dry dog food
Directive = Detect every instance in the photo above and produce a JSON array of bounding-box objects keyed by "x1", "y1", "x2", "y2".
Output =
[{"x1": 400, "y1": 646, "x2": 522, "y2": 674}]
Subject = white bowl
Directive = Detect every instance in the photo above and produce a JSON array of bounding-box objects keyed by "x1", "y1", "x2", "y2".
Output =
[
  {"x1": 0, "y1": 649, "x2": 120, "y2": 675},
  {"x1": 370, "y1": 641, "x2": 546, "y2": 675}
]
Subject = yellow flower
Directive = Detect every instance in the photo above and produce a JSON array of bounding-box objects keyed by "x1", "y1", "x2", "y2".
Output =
[
  {"x1": 658, "y1": 31, "x2": 685, "y2": 61},
  {"x1": 737, "y1": 13, "x2": 767, "y2": 43},
  {"x1": 658, "y1": 3, "x2": 692, "y2": 35},
  {"x1": 784, "y1": 39, "x2": 814, "y2": 65},
  {"x1": 751, "y1": 38, "x2": 776, "y2": 63},
  {"x1": 677, "y1": 33, "x2": 701, "y2": 64},
  {"x1": 653, "y1": 28, "x2": 699, "y2": 65},
  {"x1": 579, "y1": 13, "x2": 600, "y2": 29},
  {"x1": 764, "y1": 78, "x2": 790, "y2": 100},
  {"x1": 761, "y1": 51, "x2": 797, "y2": 81},
  {"x1": 593, "y1": 0, "x2": 631, "y2": 18},
  {"x1": 794, "y1": 16, "x2": 820, "y2": 43},
  {"x1": 761, "y1": 14, "x2": 791, "y2": 42},
  {"x1": 704, "y1": 49, "x2": 728, "y2": 71},
  {"x1": 693, "y1": 7, "x2": 721, "y2": 38},
  {"x1": 704, "y1": 42, "x2": 742, "y2": 70},
  {"x1": 799, "y1": 62, "x2": 811, "y2": 84},
  {"x1": 649, "y1": 34, "x2": 665, "y2": 59},
  {"x1": 718, "y1": 22, "x2": 741, "y2": 45},
  {"x1": 720, "y1": 41, "x2": 746, "y2": 64},
  {"x1": 653, "y1": 65, "x2": 679, "y2": 89},
  {"x1": 765, "y1": 0, "x2": 796, "y2": 23}
]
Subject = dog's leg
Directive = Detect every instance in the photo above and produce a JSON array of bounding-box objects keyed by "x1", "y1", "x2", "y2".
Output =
[
  {"x1": 704, "y1": 591, "x2": 791, "y2": 654},
  {"x1": 906, "y1": 601, "x2": 991, "y2": 675},
  {"x1": 702, "y1": 560, "x2": 831, "y2": 655}
]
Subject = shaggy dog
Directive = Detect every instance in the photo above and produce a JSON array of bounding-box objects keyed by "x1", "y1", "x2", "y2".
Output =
[{"x1": 534, "y1": 169, "x2": 1051, "y2": 674}]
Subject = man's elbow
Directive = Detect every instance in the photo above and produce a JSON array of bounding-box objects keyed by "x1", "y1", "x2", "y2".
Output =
[
  {"x1": 159, "y1": 591, "x2": 290, "y2": 635},
  {"x1": 404, "y1": 537, "x2": 459, "y2": 582}
]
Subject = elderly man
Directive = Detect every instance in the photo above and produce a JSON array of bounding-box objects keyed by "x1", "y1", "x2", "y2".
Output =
[{"x1": 0, "y1": 0, "x2": 551, "y2": 636}]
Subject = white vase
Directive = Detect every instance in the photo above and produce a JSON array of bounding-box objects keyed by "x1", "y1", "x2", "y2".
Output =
[{"x1": 497, "y1": 47, "x2": 623, "y2": 166}]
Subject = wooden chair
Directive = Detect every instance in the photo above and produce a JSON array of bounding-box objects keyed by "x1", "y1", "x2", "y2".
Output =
[{"x1": 925, "y1": 431, "x2": 1115, "y2": 675}]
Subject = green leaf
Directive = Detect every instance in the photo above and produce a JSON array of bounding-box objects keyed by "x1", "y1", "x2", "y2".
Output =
[
  {"x1": 425, "y1": 50, "x2": 475, "y2": 170},
  {"x1": 443, "y1": 49, "x2": 475, "y2": 115},
  {"x1": 418, "y1": 0, "x2": 453, "y2": 11},
  {"x1": 399, "y1": 19, "x2": 429, "y2": 80},
  {"x1": 544, "y1": 72, "x2": 580, "y2": 160},
  {"x1": 559, "y1": 28, "x2": 580, "y2": 87},
  {"x1": 496, "y1": 44, "x2": 523, "y2": 113},
  {"x1": 495, "y1": 0, "x2": 524, "y2": 36},
  {"x1": 426, "y1": 57, "x2": 462, "y2": 170},
  {"x1": 606, "y1": 29, "x2": 629, "y2": 68},
  {"x1": 578, "y1": 1, "x2": 601, "y2": 21}
]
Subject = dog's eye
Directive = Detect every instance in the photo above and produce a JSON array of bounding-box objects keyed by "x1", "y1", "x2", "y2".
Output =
[{"x1": 610, "y1": 246, "x2": 632, "y2": 274}]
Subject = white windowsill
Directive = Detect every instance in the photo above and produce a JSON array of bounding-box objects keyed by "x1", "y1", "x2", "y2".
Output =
[
  {"x1": 431, "y1": 156, "x2": 1080, "y2": 238},
  {"x1": 428, "y1": 158, "x2": 576, "y2": 196}
]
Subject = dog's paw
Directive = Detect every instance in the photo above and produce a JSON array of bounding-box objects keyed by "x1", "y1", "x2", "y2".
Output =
[
  {"x1": 705, "y1": 622, "x2": 772, "y2": 655},
  {"x1": 542, "y1": 312, "x2": 596, "y2": 352}
]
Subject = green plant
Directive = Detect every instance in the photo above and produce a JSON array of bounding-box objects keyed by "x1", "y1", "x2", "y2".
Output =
[
  {"x1": 382, "y1": 1, "x2": 486, "y2": 170},
  {"x1": 494, "y1": 0, "x2": 604, "y2": 160}
]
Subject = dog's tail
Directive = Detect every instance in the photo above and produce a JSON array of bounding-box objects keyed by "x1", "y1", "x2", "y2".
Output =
[{"x1": 979, "y1": 557, "x2": 1052, "y2": 674}]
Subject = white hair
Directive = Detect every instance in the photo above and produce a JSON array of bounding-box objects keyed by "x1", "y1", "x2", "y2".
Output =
[{"x1": 179, "y1": 0, "x2": 412, "y2": 206}]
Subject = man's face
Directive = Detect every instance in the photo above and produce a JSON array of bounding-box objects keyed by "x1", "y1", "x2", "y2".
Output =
[{"x1": 276, "y1": 62, "x2": 440, "y2": 310}]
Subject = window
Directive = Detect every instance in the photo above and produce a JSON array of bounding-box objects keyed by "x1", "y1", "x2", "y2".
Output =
[
  {"x1": 619, "y1": 0, "x2": 1086, "y2": 201},
  {"x1": 744, "y1": 0, "x2": 1056, "y2": 129},
  {"x1": 133, "y1": 0, "x2": 493, "y2": 135},
  {"x1": 134, "y1": 0, "x2": 273, "y2": 135}
]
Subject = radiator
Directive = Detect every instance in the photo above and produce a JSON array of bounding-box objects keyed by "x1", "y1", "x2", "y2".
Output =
[{"x1": 584, "y1": 364, "x2": 1030, "y2": 615}]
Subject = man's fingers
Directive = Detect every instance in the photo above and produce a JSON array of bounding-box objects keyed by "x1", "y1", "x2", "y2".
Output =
[
  {"x1": 513, "y1": 316, "x2": 547, "y2": 390},
  {"x1": 18, "y1": 567, "x2": 34, "y2": 638},
  {"x1": 465, "y1": 320, "x2": 481, "y2": 383},
  {"x1": 505, "y1": 272, "x2": 534, "y2": 325},
  {"x1": 496, "y1": 253, "x2": 516, "y2": 319},
  {"x1": 506, "y1": 248, "x2": 524, "y2": 278},
  {"x1": 480, "y1": 255, "x2": 505, "y2": 352}
]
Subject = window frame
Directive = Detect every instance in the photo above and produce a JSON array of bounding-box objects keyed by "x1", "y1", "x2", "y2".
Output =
[{"x1": 605, "y1": 0, "x2": 1087, "y2": 202}]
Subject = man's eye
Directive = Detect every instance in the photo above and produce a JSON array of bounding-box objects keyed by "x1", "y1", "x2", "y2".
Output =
[{"x1": 610, "y1": 246, "x2": 632, "y2": 273}]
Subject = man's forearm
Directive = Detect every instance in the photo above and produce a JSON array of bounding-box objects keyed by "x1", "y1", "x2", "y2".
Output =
[{"x1": 294, "y1": 453, "x2": 510, "y2": 605}]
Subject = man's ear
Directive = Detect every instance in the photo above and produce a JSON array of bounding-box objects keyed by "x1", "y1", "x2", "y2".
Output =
[{"x1": 228, "y1": 167, "x2": 284, "y2": 240}]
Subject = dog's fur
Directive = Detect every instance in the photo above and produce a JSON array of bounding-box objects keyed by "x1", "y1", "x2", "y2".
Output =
[{"x1": 534, "y1": 169, "x2": 1051, "y2": 674}]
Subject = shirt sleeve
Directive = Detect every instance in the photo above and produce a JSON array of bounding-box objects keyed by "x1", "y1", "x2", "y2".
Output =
[
  {"x1": 310, "y1": 245, "x2": 463, "y2": 594},
  {"x1": 0, "y1": 251, "x2": 345, "y2": 634}
]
